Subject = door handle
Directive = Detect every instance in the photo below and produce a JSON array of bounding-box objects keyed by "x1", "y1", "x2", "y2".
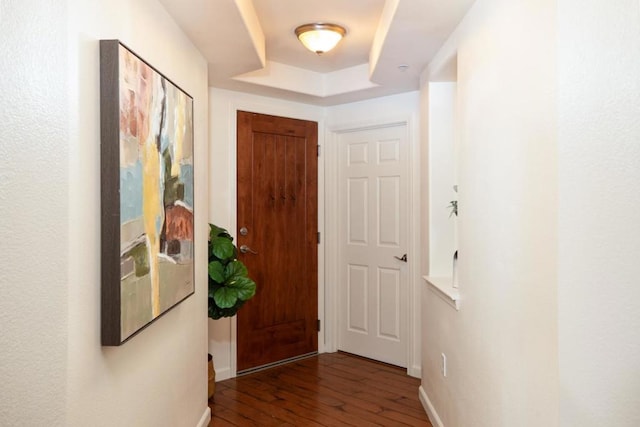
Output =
[
  {"x1": 394, "y1": 254, "x2": 407, "y2": 262},
  {"x1": 240, "y1": 245, "x2": 258, "y2": 255}
]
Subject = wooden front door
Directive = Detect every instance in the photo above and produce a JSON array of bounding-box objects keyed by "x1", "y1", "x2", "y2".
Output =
[{"x1": 236, "y1": 111, "x2": 318, "y2": 372}]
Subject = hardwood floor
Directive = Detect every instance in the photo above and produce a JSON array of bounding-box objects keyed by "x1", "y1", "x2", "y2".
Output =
[{"x1": 209, "y1": 352, "x2": 432, "y2": 426}]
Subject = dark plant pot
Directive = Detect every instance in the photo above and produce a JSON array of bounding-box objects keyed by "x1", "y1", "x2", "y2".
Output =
[{"x1": 207, "y1": 353, "x2": 216, "y2": 400}]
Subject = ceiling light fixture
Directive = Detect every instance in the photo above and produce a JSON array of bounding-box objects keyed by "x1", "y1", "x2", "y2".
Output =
[{"x1": 295, "y1": 23, "x2": 346, "y2": 55}]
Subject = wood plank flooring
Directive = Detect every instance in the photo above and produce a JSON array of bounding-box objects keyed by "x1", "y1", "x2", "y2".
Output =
[{"x1": 209, "y1": 352, "x2": 432, "y2": 426}]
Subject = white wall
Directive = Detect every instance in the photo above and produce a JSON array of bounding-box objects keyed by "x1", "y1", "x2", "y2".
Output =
[
  {"x1": 208, "y1": 88, "x2": 324, "y2": 379},
  {"x1": 557, "y1": 1, "x2": 640, "y2": 425},
  {"x1": 419, "y1": 0, "x2": 558, "y2": 425},
  {"x1": 0, "y1": 1, "x2": 69, "y2": 424},
  {"x1": 1, "y1": 0, "x2": 210, "y2": 425},
  {"x1": 326, "y1": 91, "x2": 420, "y2": 128},
  {"x1": 66, "y1": 1, "x2": 210, "y2": 425}
]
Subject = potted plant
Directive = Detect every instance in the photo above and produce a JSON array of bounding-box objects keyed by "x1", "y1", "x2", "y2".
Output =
[{"x1": 207, "y1": 223, "x2": 257, "y2": 399}]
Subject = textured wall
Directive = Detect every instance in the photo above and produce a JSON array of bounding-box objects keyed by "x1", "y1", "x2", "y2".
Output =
[
  {"x1": 0, "y1": 1, "x2": 69, "y2": 424},
  {"x1": 558, "y1": 1, "x2": 640, "y2": 425},
  {"x1": 420, "y1": 0, "x2": 559, "y2": 425},
  {"x1": 0, "y1": 0, "x2": 209, "y2": 425},
  {"x1": 65, "y1": 0, "x2": 209, "y2": 425}
]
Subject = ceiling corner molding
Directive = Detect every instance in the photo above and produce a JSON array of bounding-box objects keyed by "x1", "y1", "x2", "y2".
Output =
[
  {"x1": 233, "y1": 61, "x2": 325, "y2": 97},
  {"x1": 324, "y1": 64, "x2": 380, "y2": 97},
  {"x1": 369, "y1": 0, "x2": 400, "y2": 78},
  {"x1": 234, "y1": 0, "x2": 266, "y2": 68},
  {"x1": 232, "y1": 62, "x2": 379, "y2": 99},
  {"x1": 159, "y1": 0, "x2": 265, "y2": 78},
  {"x1": 369, "y1": 0, "x2": 475, "y2": 90}
]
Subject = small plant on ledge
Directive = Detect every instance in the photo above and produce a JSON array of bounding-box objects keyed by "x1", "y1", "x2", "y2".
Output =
[
  {"x1": 448, "y1": 184, "x2": 458, "y2": 217},
  {"x1": 447, "y1": 200, "x2": 458, "y2": 217}
]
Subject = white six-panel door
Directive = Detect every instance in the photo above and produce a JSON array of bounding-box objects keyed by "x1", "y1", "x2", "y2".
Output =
[{"x1": 337, "y1": 124, "x2": 408, "y2": 367}]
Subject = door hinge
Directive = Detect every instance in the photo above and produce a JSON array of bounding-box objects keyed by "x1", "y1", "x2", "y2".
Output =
[
  {"x1": 317, "y1": 232, "x2": 321, "y2": 244},
  {"x1": 317, "y1": 145, "x2": 321, "y2": 157},
  {"x1": 317, "y1": 319, "x2": 321, "y2": 332}
]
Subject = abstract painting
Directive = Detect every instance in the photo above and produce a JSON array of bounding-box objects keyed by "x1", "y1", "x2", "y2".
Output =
[{"x1": 100, "y1": 40, "x2": 194, "y2": 345}]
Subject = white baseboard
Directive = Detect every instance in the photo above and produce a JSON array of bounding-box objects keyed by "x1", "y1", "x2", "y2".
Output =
[
  {"x1": 408, "y1": 364, "x2": 422, "y2": 379},
  {"x1": 215, "y1": 366, "x2": 232, "y2": 382},
  {"x1": 419, "y1": 385, "x2": 444, "y2": 427},
  {"x1": 196, "y1": 406, "x2": 211, "y2": 427}
]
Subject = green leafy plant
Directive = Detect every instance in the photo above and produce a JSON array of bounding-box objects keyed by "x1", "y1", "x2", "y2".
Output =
[{"x1": 208, "y1": 223, "x2": 257, "y2": 319}]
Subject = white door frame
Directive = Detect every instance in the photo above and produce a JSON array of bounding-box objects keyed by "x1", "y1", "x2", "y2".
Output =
[{"x1": 325, "y1": 115, "x2": 421, "y2": 377}]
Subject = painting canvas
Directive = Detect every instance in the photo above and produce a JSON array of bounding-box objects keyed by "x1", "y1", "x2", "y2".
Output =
[{"x1": 100, "y1": 40, "x2": 194, "y2": 345}]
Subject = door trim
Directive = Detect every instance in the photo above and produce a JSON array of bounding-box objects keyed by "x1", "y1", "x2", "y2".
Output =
[
  {"x1": 326, "y1": 115, "x2": 421, "y2": 377},
  {"x1": 227, "y1": 101, "x2": 326, "y2": 378}
]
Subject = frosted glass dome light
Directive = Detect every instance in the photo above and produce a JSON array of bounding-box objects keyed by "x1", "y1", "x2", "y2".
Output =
[{"x1": 295, "y1": 23, "x2": 346, "y2": 55}]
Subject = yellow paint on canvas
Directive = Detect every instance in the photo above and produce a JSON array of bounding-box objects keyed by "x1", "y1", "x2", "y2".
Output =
[{"x1": 142, "y1": 141, "x2": 162, "y2": 318}]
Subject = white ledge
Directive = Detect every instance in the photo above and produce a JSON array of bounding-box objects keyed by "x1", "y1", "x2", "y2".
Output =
[{"x1": 423, "y1": 276, "x2": 460, "y2": 311}]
